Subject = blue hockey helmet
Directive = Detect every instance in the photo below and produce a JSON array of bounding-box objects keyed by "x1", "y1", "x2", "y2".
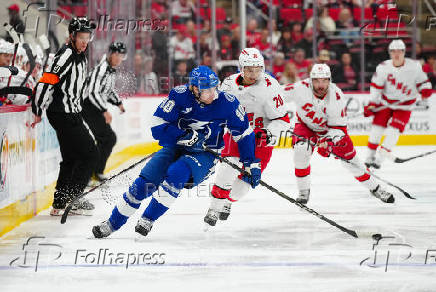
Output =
[{"x1": 189, "y1": 66, "x2": 219, "y2": 90}]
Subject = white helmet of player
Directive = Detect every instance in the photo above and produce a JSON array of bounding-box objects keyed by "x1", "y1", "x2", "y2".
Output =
[
  {"x1": 0, "y1": 39, "x2": 14, "y2": 54},
  {"x1": 388, "y1": 39, "x2": 405, "y2": 51},
  {"x1": 239, "y1": 48, "x2": 265, "y2": 71},
  {"x1": 310, "y1": 63, "x2": 331, "y2": 79}
]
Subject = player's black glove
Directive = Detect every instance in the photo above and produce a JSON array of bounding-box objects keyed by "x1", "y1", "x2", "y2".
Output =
[
  {"x1": 177, "y1": 128, "x2": 210, "y2": 152},
  {"x1": 254, "y1": 128, "x2": 272, "y2": 147}
]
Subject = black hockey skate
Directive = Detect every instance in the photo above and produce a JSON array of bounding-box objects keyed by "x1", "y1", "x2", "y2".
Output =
[
  {"x1": 371, "y1": 185, "x2": 395, "y2": 203},
  {"x1": 92, "y1": 220, "x2": 114, "y2": 238},
  {"x1": 296, "y1": 190, "x2": 310, "y2": 204},
  {"x1": 204, "y1": 208, "x2": 219, "y2": 226},
  {"x1": 219, "y1": 202, "x2": 232, "y2": 220},
  {"x1": 135, "y1": 217, "x2": 154, "y2": 237},
  {"x1": 365, "y1": 156, "x2": 380, "y2": 169}
]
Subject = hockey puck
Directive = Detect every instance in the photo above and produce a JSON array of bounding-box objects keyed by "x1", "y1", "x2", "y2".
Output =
[{"x1": 372, "y1": 233, "x2": 382, "y2": 241}]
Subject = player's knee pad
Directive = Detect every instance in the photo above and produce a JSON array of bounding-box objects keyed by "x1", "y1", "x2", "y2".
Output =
[
  {"x1": 165, "y1": 159, "x2": 192, "y2": 189},
  {"x1": 293, "y1": 141, "x2": 313, "y2": 168},
  {"x1": 214, "y1": 157, "x2": 239, "y2": 189},
  {"x1": 381, "y1": 127, "x2": 400, "y2": 150},
  {"x1": 368, "y1": 125, "x2": 385, "y2": 147}
]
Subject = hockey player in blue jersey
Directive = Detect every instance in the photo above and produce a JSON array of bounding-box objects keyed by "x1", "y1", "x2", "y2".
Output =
[{"x1": 92, "y1": 65, "x2": 261, "y2": 238}]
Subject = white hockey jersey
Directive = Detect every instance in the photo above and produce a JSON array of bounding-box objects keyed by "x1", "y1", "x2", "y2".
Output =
[
  {"x1": 0, "y1": 69, "x2": 33, "y2": 105},
  {"x1": 283, "y1": 79, "x2": 347, "y2": 134},
  {"x1": 370, "y1": 58, "x2": 432, "y2": 110},
  {"x1": 219, "y1": 73, "x2": 290, "y2": 144}
]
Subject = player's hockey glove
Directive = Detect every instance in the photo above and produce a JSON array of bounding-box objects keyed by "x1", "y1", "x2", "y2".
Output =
[
  {"x1": 254, "y1": 128, "x2": 272, "y2": 147},
  {"x1": 364, "y1": 102, "x2": 382, "y2": 117},
  {"x1": 317, "y1": 137, "x2": 333, "y2": 158},
  {"x1": 177, "y1": 128, "x2": 210, "y2": 152},
  {"x1": 241, "y1": 159, "x2": 262, "y2": 188},
  {"x1": 317, "y1": 129, "x2": 345, "y2": 158}
]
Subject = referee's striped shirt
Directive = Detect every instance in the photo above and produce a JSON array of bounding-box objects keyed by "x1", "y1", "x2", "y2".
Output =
[
  {"x1": 85, "y1": 54, "x2": 122, "y2": 112},
  {"x1": 32, "y1": 43, "x2": 88, "y2": 116}
]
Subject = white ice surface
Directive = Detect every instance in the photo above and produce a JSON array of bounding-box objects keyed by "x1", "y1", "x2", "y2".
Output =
[{"x1": 1, "y1": 146, "x2": 435, "y2": 292}]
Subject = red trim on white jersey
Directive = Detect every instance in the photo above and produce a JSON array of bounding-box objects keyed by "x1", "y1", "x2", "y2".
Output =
[
  {"x1": 382, "y1": 94, "x2": 416, "y2": 106},
  {"x1": 370, "y1": 82, "x2": 384, "y2": 90}
]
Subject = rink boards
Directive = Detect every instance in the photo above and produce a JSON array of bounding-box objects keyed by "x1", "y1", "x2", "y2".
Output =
[{"x1": 0, "y1": 93, "x2": 435, "y2": 236}]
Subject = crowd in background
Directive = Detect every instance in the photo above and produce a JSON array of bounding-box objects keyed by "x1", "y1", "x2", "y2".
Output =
[{"x1": 1, "y1": 0, "x2": 436, "y2": 104}]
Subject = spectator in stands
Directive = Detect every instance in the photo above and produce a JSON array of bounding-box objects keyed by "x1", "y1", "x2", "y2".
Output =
[
  {"x1": 268, "y1": 19, "x2": 281, "y2": 47},
  {"x1": 5, "y1": 4, "x2": 25, "y2": 43},
  {"x1": 151, "y1": 0, "x2": 168, "y2": 20},
  {"x1": 143, "y1": 56, "x2": 159, "y2": 94},
  {"x1": 415, "y1": 42, "x2": 425, "y2": 65},
  {"x1": 246, "y1": 18, "x2": 261, "y2": 48},
  {"x1": 423, "y1": 54, "x2": 436, "y2": 89},
  {"x1": 335, "y1": 8, "x2": 359, "y2": 45},
  {"x1": 134, "y1": 51, "x2": 145, "y2": 93},
  {"x1": 317, "y1": 49, "x2": 330, "y2": 64},
  {"x1": 198, "y1": 32, "x2": 212, "y2": 57},
  {"x1": 169, "y1": 28, "x2": 195, "y2": 65},
  {"x1": 217, "y1": 17, "x2": 233, "y2": 46},
  {"x1": 152, "y1": 29, "x2": 169, "y2": 77},
  {"x1": 332, "y1": 52, "x2": 358, "y2": 90},
  {"x1": 272, "y1": 52, "x2": 285, "y2": 81},
  {"x1": 255, "y1": 28, "x2": 275, "y2": 60},
  {"x1": 219, "y1": 35, "x2": 234, "y2": 60},
  {"x1": 305, "y1": 6, "x2": 336, "y2": 34},
  {"x1": 173, "y1": 60, "x2": 188, "y2": 86},
  {"x1": 201, "y1": 52, "x2": 212, "y2": 67},
  {"x1": 290, "y1": 48, "x2": 311, "y2": 79},
  {"x1": 185, "y1": 20, "x2": 197, "y2": 44},
  {"x1": 279, "y1": 61, "x2": 300, "y2": 85},
  {"x1": 231, "y1": 26, "x2": 241, "y2": 58},
  {"x1": 296, "y1": 28, "x2": 314, "y2": 59},
  {"x1": 171, "y1": 0, "x2": 195, "y2": 24},
  {"x1": 291, "y1": 22, "x2": 304, "y2": 44},
  {"x1": 277, "y1": 26, "x2": 293, "y2": 60}
]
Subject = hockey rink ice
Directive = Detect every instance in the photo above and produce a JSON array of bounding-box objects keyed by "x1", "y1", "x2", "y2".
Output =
[{"x1": 0, "y1": 146, "x2": 435, "y2": 291}]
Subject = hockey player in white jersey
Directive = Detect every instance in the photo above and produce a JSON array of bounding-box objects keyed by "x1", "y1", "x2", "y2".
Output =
[
  {"x1": 204, "y1": 48, "x2": 291, "y2": 227},
  {"x1": 283, "y1": 64, "x2": 394, "y2": 204},
  {"x1": 0, "y1": 41, "x2": 34, "y2": 105},
  {"x1": 364, "y1": 39, "x2": 432, "y2": 169}
]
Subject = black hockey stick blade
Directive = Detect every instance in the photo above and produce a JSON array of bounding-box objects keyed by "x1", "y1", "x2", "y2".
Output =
[
  {"x1": 394, "y1": 149, "x2": 436, "y2": 163},
  {"x1": 204, "y1": 146, "x2": 358, "y2": 238},
  {"x1": 61, "y1": 152, "x2": 155, "y2": 224}
]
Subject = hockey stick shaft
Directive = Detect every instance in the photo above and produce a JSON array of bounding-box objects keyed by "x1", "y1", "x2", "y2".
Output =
[
  {"x1": 60, "y1": 152, "x2": 155, "y2": 224},
  {"x1": 204, "y1": 147, "x2": 358, "y2": 238},
  {"x1": 394, "y1": 149, "x2": 436, "y2": 163},
  {"x1": 287, "y1": 129, "x2": 415, "y2": 199}
]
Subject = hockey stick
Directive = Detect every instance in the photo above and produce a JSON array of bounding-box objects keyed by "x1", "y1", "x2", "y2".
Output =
[
  {"x1": 287, "y1": 129, "x2": 416, "y2": 200},
  {"x1": 60, "y1": 152, "x2": 155, "y2": 224},
  {"x1": 204, "y1": 146, "x2": 359, "y2": 238},
  {"x1": 38, "y1": 34, "x2": 51, "y2": 71},
  {"x1": 3, "y1": 23, "x2": 20, "y2": 89},
  {"x1": 0, "y1": 86, "x2": 32, "y2": 97},
  {"x1": 20, "y1": 43, "x2": 36, "y2": 87},
  {"x1": 394, "y1": 149, "x2": 436, "y2": 163}
]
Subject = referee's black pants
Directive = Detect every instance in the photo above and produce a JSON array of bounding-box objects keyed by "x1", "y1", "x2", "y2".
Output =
[
  {"x1": 82, "y1": 99, "x2": 117, "y2": 175},
  {"x1": 47, "y1": 111, "x2": 98, "y2": 208}
]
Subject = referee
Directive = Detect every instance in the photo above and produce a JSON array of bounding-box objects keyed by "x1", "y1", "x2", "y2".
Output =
[
  {"x1": 83, "y1": 42, "x2": 127, "y2": 182},
  {"x1": 31, "y1": 17, "x2": 98, "y2": 216}
]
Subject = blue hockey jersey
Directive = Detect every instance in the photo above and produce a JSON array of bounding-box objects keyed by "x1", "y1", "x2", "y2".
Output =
[{"x1": 151, "y1": 84, "x2": 256, "y2": 163}]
